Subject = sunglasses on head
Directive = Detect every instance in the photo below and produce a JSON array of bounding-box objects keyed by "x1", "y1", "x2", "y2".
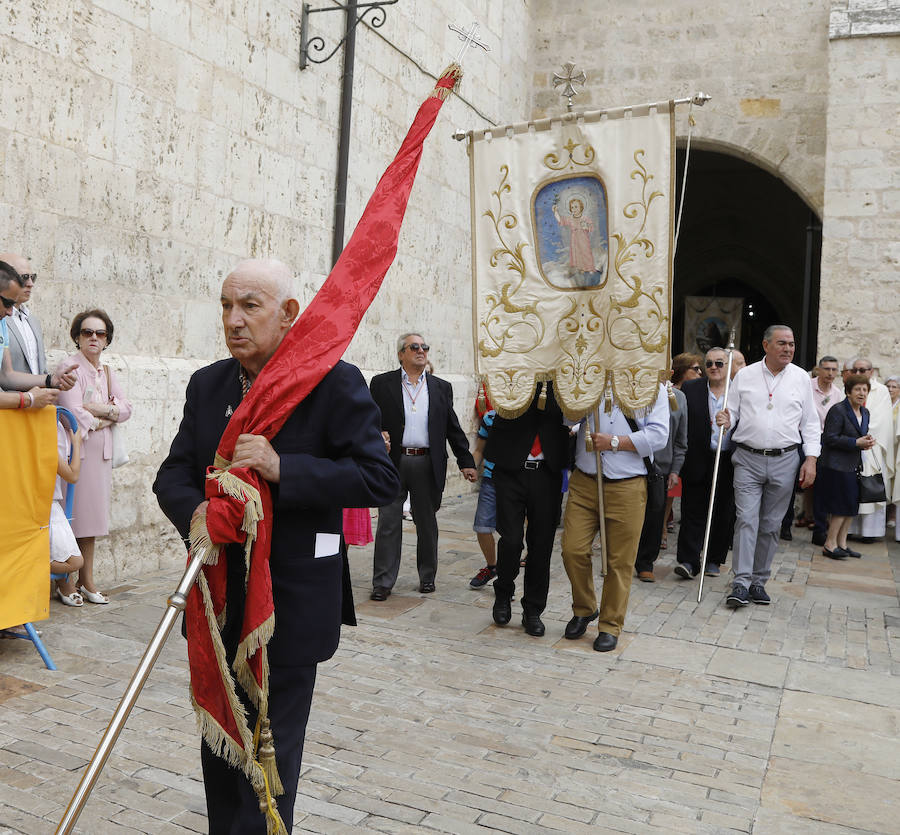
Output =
[
  {"x1": 404, "y1": 343, "x2": 429, "y2": 352},
  {"x1": 706, "y1": 360, "x2": 725, "y2": 369},
  {"x1": 0, "y1": 294, "x2": 15, "y2": 309},
  {"x1": 80, "y1": 327, "x2": 107, "y2": 339}
]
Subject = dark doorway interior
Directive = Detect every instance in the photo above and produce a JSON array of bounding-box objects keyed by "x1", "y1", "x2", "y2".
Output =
[{"x1": 672, "y1": 149, "x2": 822, "y2": 368}]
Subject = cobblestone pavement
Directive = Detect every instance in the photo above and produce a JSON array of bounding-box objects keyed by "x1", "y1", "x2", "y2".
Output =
[{"x1": 3, "y1": 494, "x2": 900, "y2": 834}]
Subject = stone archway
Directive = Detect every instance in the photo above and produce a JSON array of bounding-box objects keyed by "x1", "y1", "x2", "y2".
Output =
[{"x1": 672, "y1": 147, "x2": 822, "y2": 368}]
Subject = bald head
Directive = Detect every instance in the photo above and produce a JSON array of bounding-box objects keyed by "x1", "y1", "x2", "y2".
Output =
[{"x1": 226, "y1": 259, "x2": 296, "y2": 304}]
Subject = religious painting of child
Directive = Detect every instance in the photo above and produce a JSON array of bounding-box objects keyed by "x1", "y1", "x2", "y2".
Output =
[{"x1": 532, "y1": 175, "x2": 609, "y2": 290}]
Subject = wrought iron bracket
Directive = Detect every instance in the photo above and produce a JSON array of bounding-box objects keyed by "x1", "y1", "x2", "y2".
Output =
[{"x1": 300, "y1": 0, "x2": 399, "y2": 69}]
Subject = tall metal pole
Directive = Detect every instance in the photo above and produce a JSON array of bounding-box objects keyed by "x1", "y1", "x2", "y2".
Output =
[
  {"x1": 331, "y1": 0, "x2": 358, "y2": 267},
  {"x1": 697, "y1": 333, "x2": 736, "y2": 603},
  {"x1": 56, "y1": 554, "x2": 206, "y2": 834},
  {"x1": 591, "y1": 408, "x2": 609, "y2": 577}
]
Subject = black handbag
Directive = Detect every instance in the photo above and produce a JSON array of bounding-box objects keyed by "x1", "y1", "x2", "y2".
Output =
[{"x1": 858, "y1": 471, "x2": 887, "y2": 504}]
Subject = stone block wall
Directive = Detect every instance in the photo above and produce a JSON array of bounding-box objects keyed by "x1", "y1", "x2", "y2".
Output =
[
  {"x1": 2, "y1": 0, "x2": 530, "y2": 582},
  {"x1": 819, "y1": 9, "x2": 900, "y2": 370},
  {"x1": 528, "y1": 0, "x2": 831, "y2": 214}
]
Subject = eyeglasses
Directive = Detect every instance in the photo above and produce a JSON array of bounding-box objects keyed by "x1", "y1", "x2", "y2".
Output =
[
  {"x1": 80, "y1": 328, "x2": 108, "y2": 339},
  {"x1": 690, "y1": 365, "x2": 702, "y2": 373},
  {"x1": 403, "y1": 343, "x2": 430, "y2": 353},
  {"x1": 852, "y1": 367, "x2": 871, "y2": 373},
  {"x1": 0, "y1": 295, "x2": 15, "y2": 309},
  {"x1": 706, "y1": 360, "x2": 725, "y2": 369},
  {"x1": 19, "y1": 273, "x2": 36, "y2": 282}
]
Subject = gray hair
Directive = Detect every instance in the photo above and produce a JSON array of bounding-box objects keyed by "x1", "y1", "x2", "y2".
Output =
[
  {"x1": 396, "y1": 331, "x2": 425, "y2": 354},
  {"x1": 705, "y1": 346, "x2": 726, "y2": 359},
  {"x1": 0, "y1": 260, "x2": 23, "y2": 290},
  {"x1": 819, "y1": 355, "x2": 838, "y2": 366},
  {"x1": 845, "y1": 356, "x2": 872, "y2": 371},
  {"x1": 763, "y1": 324, "x2": 793, "y2": 342}
]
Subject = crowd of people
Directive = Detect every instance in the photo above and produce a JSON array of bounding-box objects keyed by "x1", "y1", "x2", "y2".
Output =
[
  {"x1": 0, "y1": 256, "x2": 132, "y2": 609},
  {"x1": 379, "y1": 326, "x2": 899, "y2": 647}
]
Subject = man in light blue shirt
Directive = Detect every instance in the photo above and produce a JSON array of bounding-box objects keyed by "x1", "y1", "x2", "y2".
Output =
[{"x1": 561, "y1": 384, "x2": 669, "y2": 651}]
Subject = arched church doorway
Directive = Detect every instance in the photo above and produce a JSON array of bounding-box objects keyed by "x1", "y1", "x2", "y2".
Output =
[{"x1": 672, "y1": 149, "x2": 822, "y2": 368}]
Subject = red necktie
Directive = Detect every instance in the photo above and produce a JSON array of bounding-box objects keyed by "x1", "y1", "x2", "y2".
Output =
[{"x1": 529, "y1": 434, "x2": 542, "y2": 457}]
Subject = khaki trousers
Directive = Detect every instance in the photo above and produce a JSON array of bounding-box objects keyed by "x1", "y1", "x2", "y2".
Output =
[{"x1": 561, "y1": 468, "x2": 647, "y2": 636}]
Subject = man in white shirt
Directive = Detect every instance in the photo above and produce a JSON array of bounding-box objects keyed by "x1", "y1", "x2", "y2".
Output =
[
  {"x1": 809, "y1": 355, "x2": 841, "y2": 545},
  {"x1": 717, "y1": 325, "x2": 820, "y2": 607},
  {"x1": 0, "y1": 252, "x2": 47, "y2": 375},
  {"x1": 561, "y1": 385, "x2": 669, "y2": 650}
]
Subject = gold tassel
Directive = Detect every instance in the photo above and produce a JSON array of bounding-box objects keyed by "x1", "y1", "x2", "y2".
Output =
[
  {"x1": 666, "y1": 380, "x2": 679, "y2": 411},
  {"x1": 256, "y1": 717, "x2": 284, "y2": 796},
  {"x1": 537, "y1": 384, "x2": 547, "y2": 411}
]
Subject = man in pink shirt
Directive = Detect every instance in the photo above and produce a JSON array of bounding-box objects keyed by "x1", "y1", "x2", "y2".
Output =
[{"x1": 810, "y1": 356, "x2": 841, "y2": 545}]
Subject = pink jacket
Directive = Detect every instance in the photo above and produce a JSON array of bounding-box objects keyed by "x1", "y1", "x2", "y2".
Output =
[{"x1": 57, "y1": 351, "x2": 133, "y2": 461}]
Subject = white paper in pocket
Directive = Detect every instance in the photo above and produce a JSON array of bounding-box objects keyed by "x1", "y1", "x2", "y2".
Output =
[{"x1": 314, "y1": 532, "x2": 340, "y2": 558}]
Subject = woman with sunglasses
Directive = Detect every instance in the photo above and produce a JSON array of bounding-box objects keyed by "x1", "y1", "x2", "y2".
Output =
[{"x1": 57, "y1": 309, "x2": 132, "y2": 604}]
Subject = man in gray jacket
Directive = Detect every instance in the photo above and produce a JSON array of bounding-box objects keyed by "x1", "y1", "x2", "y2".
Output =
[{"x1": 0, "y1": 253, "x2": 47, "y2": 375}]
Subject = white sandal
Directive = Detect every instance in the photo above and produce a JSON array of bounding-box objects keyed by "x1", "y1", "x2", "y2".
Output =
[
  {"x1": 57, "y1": 588, "x2": 84, "y2": 607},
  {"x1": 78, "y1": 585, "x2": 109, "y2": 605}
]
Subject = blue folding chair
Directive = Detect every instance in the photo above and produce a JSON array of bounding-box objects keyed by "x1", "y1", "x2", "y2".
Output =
[{"x1": 2, "y1": 408, "x2": 79, "y2": 670}]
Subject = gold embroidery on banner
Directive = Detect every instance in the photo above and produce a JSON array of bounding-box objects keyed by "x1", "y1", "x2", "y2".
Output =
[
  {"x1": 478, "y1": 165, "x2": 545, "y2": 360},
  {"x1": 543, "y1": 138, "x2": 595, "y2": 171},
  {"x1": 556, "y1": 298, "x2": 607, "y2": 400},
  {"x1": 607, "y1": 150, "x2": 668, "y2": 355}
]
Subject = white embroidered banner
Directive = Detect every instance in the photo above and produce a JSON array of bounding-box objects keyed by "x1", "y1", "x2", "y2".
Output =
[{"x1": 469, "y1": 105, "x2": 674, "y2": 418}]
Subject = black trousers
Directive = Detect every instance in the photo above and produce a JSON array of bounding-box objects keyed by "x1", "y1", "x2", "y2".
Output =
[
  {"x1": 493, "y1": 465, "x2": 562, "y2": 615},
  {"x1": 676, "y1": 452, "x2": 735, "y2": 574},
  {"x1": 202, "y1": 663, "x2": 318, "y2": 834},
  {"x1": 634, "y1": 474, "x2": 667, "y2": 573}
]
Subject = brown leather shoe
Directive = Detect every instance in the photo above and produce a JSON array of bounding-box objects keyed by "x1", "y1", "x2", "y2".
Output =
[{"x1": 637, "y1": 571, "x2": 655, "y2": 583}]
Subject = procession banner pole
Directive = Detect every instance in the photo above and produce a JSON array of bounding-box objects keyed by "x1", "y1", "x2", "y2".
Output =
[
  {"x1": 697, "y1": 331, "x2": 736, "y2": 603},
  {"x1": 591, "y1": 408, "x2": 609, "y2": 577},
  {"x1": 56, "y1": 554, "x2": 206, "y2": 834}
]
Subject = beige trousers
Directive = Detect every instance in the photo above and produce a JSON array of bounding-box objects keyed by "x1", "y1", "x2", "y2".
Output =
[{"x1": 561, "y1": 468, "x2": 647, "y2": 636}]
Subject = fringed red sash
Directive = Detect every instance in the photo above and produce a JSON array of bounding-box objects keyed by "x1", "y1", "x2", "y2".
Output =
[{"x1": 185, "y1": 65, "x2": 463, "y2": 834}]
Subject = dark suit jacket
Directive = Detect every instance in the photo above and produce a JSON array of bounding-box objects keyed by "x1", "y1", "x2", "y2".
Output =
[
  {"x1": 482, "y1": 382, "x2": 569, "y2": 474},
  {"x1": 820, "y1": 397, "x2": 869, "y2": 472},
  {"x1": 681, "y1": 378, "x2": 731, "y2": 484},
  {"x1": 369, "y1": 368, "x2": 475, "y2": 506},
  {"x1": 6, "y1": 311, "x2": 47, "y2": 374},
  {"x1": 153, "y1": 358, "x2": 399, "y2": 667}
]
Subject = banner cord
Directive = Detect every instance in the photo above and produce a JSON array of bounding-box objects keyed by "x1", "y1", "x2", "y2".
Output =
[{"x1": 673, "y1": 98, "x2": 695, "y2": 254}]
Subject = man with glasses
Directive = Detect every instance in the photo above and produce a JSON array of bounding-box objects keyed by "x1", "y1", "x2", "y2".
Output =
[
  {"x1": 369, "y1": 333, "x2": 476, "y2": 599},
  {"x1": 674, "y1": 347, "x2": 736, "y2": 580},
  {"x1": 809, "y1": 356, "x2": 841, "y2": 545},
  {"x1": 716, "y1": 326, "x2": 820, "y2": 607},
  {"x1": 0, "y1": 261, "x2": 76, "y2": 397},
  {"x1": 843, "y1": 358, "x2": 894, "y2": 543},
  {"x1": 0, "y1": 252, "x2": 46, "y2": 375}
]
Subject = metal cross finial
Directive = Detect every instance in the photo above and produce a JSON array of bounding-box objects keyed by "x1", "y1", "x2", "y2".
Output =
[
  {"x1": 553, "y1": 61, "x2": 586, "y2": 111},
  {"x1": 449, "y1": 21, "x2": 491, "y2": 64}
]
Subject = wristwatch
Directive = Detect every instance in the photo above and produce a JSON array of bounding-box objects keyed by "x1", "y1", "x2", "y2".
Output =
[{"x1": 610, "y1": 435, "x2": 619, "y2": 452}]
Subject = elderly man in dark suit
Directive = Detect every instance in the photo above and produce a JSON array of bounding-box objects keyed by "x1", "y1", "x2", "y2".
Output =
[
  {"x1": 369, "y1": 332, "x2": 476, "y2": 599},
  {"x1": 0, "y1": 252, "x2": 47, "y2": 375},
  {"x1": 154, "y1": 259, "x2": 398, "y2": 834},
  {"x1": 674, "y1": 347, "x2": 736, "y2": 579}
]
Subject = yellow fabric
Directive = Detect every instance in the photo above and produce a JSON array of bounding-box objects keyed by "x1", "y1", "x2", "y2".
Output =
[
  {"x1": 0, "y1": 408, "x2": 57, "y2": 629},
  {"x1": 470, "y1": 105, "x2": 674, "y2": 419}
]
